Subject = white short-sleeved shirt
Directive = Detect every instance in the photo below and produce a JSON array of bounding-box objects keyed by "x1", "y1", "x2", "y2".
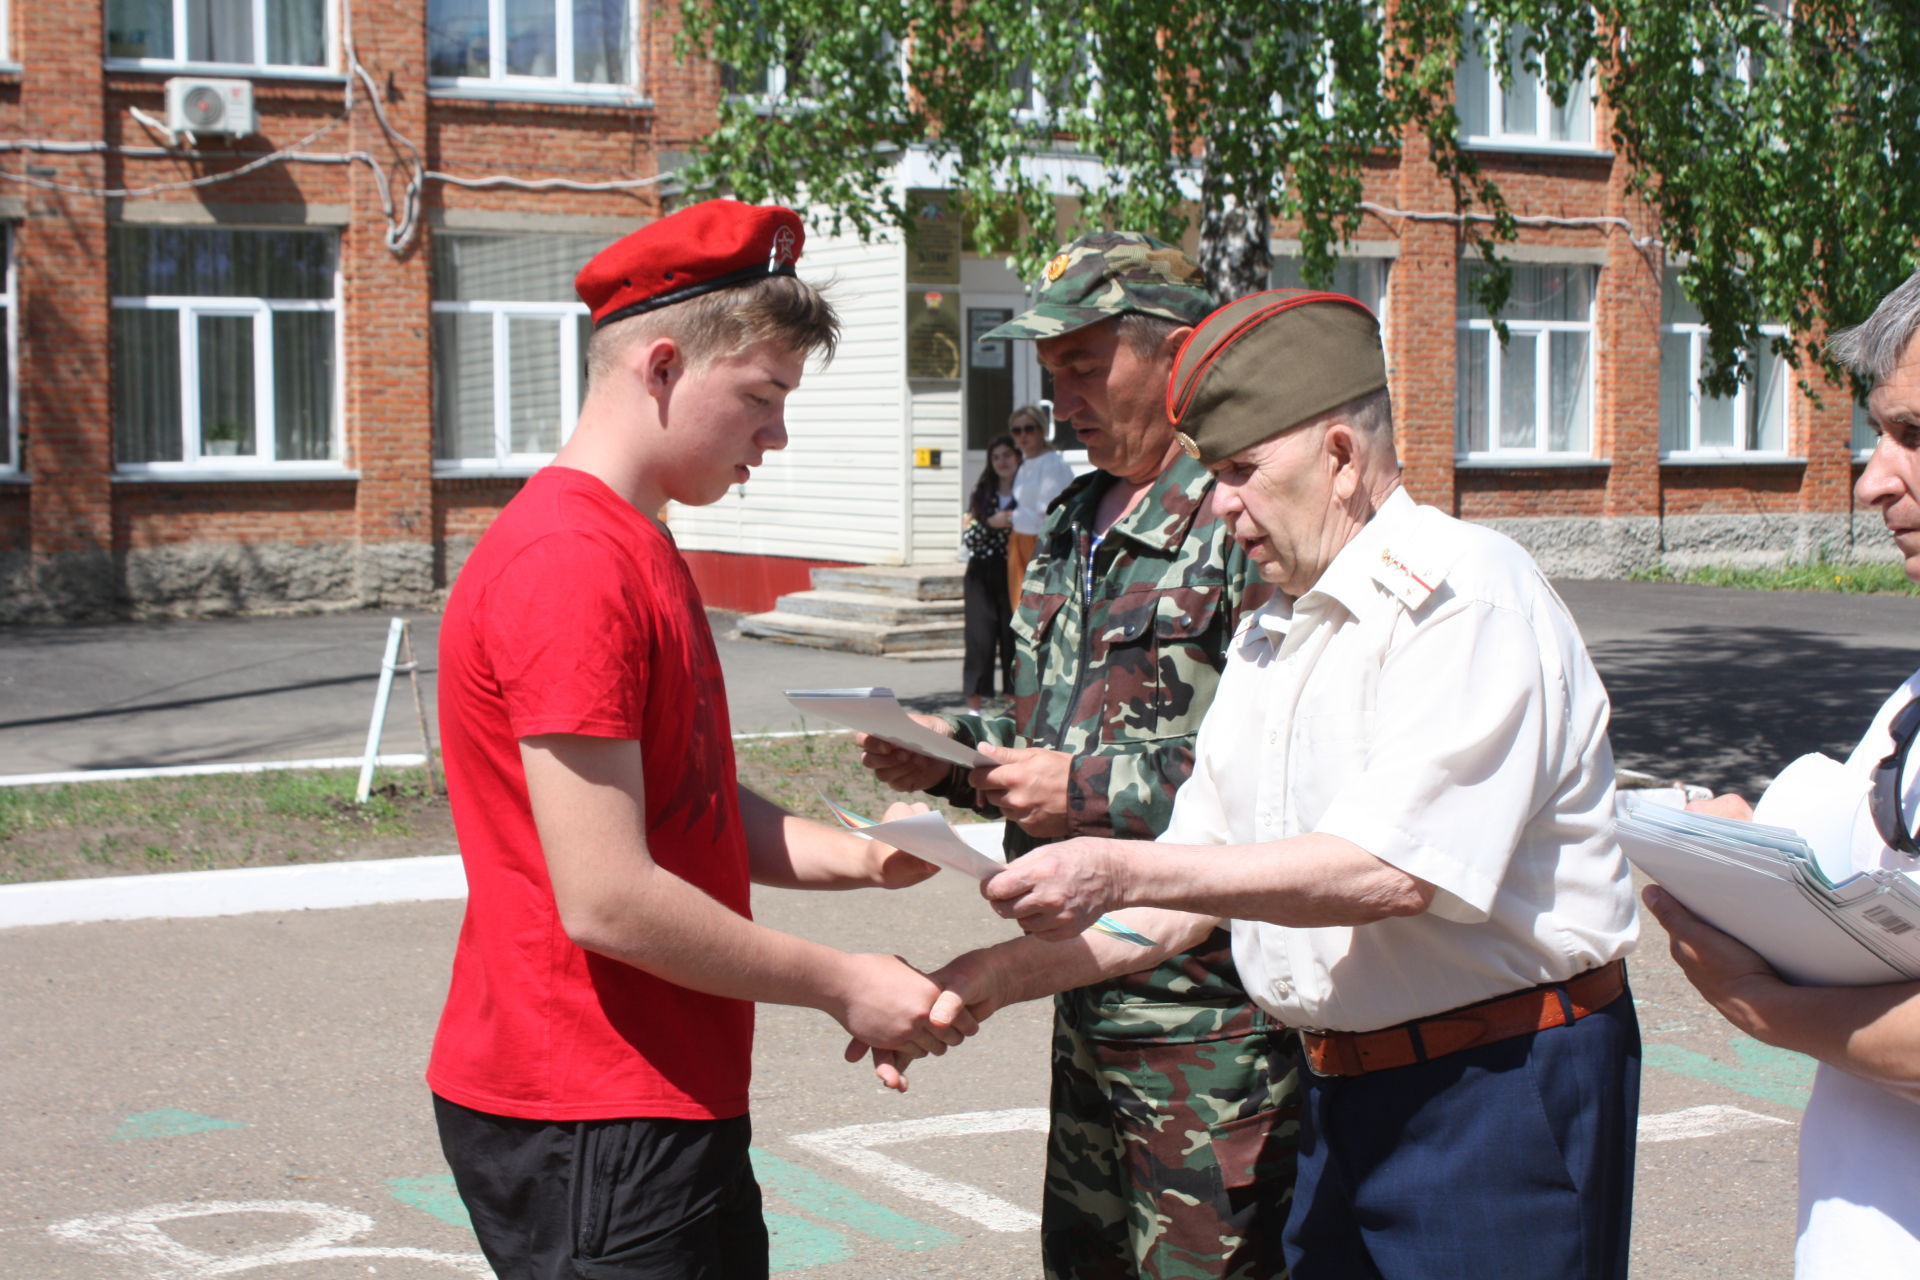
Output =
[
  {"x1": 1161, "y1": 488, "x2": 1638, "y2": 1032},
  {"x1": 1795, "y1": 667, "x2": 1920, "y2": 1277},
  {"x1": 1010, "y1": 450, "x2": 1075, "y2": 536}
]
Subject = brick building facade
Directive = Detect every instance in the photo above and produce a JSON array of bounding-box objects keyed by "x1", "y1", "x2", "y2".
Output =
[{"x1": 0, "y1": 3, "x2": 1892, "y2": 622}]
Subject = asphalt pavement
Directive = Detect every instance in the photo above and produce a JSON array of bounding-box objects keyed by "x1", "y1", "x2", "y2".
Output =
[{"x1": 3, "y1": 579, "x2": 1918, "y2": 1278}]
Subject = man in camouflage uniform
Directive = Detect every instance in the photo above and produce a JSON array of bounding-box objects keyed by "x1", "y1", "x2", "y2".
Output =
[{"x1": 856, "y1": 231, "x2": 1298, "y2": 1280}]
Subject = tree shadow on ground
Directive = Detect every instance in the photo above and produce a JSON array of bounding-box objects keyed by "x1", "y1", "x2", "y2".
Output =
[{"x1": 1592, "y1": 625, "x2": 1907, "y2": 797}]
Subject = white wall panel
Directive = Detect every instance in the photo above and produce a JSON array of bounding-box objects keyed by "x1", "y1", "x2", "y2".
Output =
[{"x1": 666, "y1": 218, "x2": 911, "y2": 565}]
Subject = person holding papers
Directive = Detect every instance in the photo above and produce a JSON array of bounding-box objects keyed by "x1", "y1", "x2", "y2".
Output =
[
  {"x1": 1644, "y1": 269, "x2": 1920, "y2": 1278},
  {"x1": 974, "y1": 291, "x2": 1642, "y2": 1280},
  {"x1": 426, "y1": 201, "x2": 968, "y2": 1280},
  {"x1": 853, "y1": 233, "x2": 1289, "y2": 1280}
]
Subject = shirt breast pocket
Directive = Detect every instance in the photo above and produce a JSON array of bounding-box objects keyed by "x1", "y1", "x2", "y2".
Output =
[{"x1": 1094, "y1": 584, "x2": 1227, "y2": 744}]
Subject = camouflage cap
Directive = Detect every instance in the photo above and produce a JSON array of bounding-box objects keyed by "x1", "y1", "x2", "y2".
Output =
[{"x1": 976, "y1": 231, "x2": 1213, "y2": 343}]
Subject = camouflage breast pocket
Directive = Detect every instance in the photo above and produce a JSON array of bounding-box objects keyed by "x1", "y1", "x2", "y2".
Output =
[{"x1": 1091, "y1": 583, "x2": 1226, "y2": 743}]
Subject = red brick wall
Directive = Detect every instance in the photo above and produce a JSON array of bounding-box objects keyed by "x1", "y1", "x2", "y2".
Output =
[{"x1": 0, "y1": 2, "x2": 1883, "y2": 618}]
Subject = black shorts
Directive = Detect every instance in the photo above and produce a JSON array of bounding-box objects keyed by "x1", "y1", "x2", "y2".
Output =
[{"x1": 432, "y1": 1094, "x2": 769, "y2": 1280}]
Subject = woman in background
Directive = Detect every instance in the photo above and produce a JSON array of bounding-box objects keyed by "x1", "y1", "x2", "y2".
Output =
[
  {"x1": 962, "y1": 434, "x2": 1020, "y2": 713},
  {"x1": 1006, "y1": 404, "x2": 1074, "y2": 610}
]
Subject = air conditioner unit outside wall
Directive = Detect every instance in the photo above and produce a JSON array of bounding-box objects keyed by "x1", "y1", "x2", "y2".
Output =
[{"x1": 165, "y1": 77, "x2": 255, "y2": 137}]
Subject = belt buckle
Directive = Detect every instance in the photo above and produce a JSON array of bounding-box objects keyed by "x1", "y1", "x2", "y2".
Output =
[{"x1": 1294, "y1": 1028, "x2": 1340, "y2": 1078}]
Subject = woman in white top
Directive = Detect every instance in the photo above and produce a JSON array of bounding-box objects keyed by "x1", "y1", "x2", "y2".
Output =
[
  {"x1": 1005, "y1": 404, "x2": 1075, "y2": 611},
  {"x1": 1646, "y1": 266, "x2": 1920, "y2": 1278}
]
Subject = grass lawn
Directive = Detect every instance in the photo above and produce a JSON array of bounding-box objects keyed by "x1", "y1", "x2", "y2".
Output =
[
  {"x1": 1628, "y1": 560, "x2": 1920, "y2": 595},
  {"x1": 0, "y1": 732, "x2": 975, "y2": 885}
]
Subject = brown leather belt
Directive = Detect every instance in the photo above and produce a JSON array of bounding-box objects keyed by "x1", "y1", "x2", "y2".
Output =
[{"x1": 1298, "y1": 959, "x2": 1626, "y2": 1078}]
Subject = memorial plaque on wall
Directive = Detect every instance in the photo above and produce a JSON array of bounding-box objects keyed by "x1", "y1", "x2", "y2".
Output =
[
  {"x1": 906, "y1": 188, "x2": 961, "y2": 284},
  {"x1": 907, "y1": 289, "x2": 962, "y2": 380}
]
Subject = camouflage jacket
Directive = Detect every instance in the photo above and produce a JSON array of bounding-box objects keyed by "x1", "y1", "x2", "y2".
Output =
[{"x1": 938, "y1": 453, "x2": 1264, "y2": 1040}]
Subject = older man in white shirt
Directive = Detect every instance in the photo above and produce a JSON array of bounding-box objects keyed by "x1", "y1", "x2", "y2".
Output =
[{"x1": 982, "y1": 289, "x2": 1641, "y2": 1280}]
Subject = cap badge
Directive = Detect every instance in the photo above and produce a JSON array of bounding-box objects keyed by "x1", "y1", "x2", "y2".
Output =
[
  {"x1": 770, "y1": 225, "x2": 798, "y2": 269},
  {"x1": 1044, "y1": 252, "x2": 1072, "y2": 282},
  {"x1": 1173, "y1": 431, "x2": 1201, "y2": 461}
]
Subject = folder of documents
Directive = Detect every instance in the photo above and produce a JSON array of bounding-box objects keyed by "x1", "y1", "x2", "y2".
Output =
[{"x1": 1617, "y1": 775, "x2": 1920, "y2": 986}]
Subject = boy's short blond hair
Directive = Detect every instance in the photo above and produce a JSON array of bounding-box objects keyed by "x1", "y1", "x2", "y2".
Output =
[{"x1": 586, "y1": 273, "x2": 839, "y2": 384}]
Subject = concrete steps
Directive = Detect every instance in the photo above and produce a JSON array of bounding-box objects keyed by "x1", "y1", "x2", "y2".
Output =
[{"x1": 738, "y1": 563, "x2": 966, "y2": 657}]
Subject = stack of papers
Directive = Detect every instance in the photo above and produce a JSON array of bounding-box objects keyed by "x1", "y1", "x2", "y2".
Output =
[{"x1": 1617, "y1": 769, "x2": 1920, "y2": 985}]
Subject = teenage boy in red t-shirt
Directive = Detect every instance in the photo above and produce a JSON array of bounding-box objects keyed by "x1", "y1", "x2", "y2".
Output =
[{"x1": 428, "y1": 200, "x2": 972, "y2": 1280}]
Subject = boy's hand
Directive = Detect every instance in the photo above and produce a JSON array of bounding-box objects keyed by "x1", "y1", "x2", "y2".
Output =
[
  {"x1": 845, "y1": 947, "x2": 1008, "y2": 1091},
  {"x1": 862, "y1": 801, "x2": 941, "y2": 889},
  {"x1": 831, "y1": 954, "x2": 980, "y2": 1057},
  {"x1": 856, "y1": 714, "x2": 960, "y2": 793}
]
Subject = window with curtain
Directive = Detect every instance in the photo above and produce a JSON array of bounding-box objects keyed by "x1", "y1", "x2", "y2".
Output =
[
  {"x1": 1855, "y1": 402, "x2": 1877, "y2": 456},
  {"x1": 1271, "y1": 254, "x2": 1391, "y2": 330},
  {"x1": 427, "y1": 0, "x2": 634, "y2": 89},
  {"x1": 1456, "y1": 262, "x2": 1596, "y2": 457},
  {"x1": 1454, "y1": 10, "x2": 1594, "y2": 148},
  {"x1": 110, "y1": 227, "x2": 340, "y2": 470},
  {"x1": 431, "y1": 233, "x2": 604, "y2": 468},
  {"x1": 1659, "y1": 271, "x2": 1787, "y2": 458},
  {"x1": 106, "y1": 0, "x2": 330, "y2": 68}
]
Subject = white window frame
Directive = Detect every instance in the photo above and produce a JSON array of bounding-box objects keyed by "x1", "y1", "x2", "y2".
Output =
[
  {"x1": 427, "y1": 0, "x2": 639, "y2": 97},
  {"x1": 0, "y1": 0, "x2": 12, "y2": 66},
  {"x1": 111, "y1": 250, "x2": 344, "y2": 475},
  {"x1": 1269, "y1": 245, "x2": 1393, "y2": 334},
  {"x1": 1455, "y1": 264, "x2": 1597, "y2": 460},
  {"x1": 431, "y1": 298, "x2": 589, "y2": 472},
  {"x1": 1854, "y1": 400, "x2": 1877, "y2": 462},
  {"x1": 104, "y1": 0, "x2": 339, "y2": 76},
  {"x1": 1455, "y1": 11, "x2": 1597, "y2": 151},
  {"x1": 1660, "y1": 317, "x2": 1790, "y2": 459}
]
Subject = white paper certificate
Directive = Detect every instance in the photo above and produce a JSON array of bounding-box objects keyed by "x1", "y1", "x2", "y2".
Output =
[{"x1": 786, "y1": 687, "x2": 994, "y2": 768}]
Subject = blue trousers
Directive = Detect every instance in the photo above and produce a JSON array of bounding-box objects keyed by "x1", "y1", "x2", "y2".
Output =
[{"x1": 1284, "y1": 988, "x2": 1640, "y2": 1280}]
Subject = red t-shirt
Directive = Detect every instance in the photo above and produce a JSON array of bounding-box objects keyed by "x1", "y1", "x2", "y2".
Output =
[{"x1": 427, "y1": 466, "x2": 753, "y2": 1121}]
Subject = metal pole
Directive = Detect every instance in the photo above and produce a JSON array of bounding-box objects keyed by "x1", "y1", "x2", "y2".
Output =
[{"x1": 357, "y1": 617, "x2": 405, "y2": 804}]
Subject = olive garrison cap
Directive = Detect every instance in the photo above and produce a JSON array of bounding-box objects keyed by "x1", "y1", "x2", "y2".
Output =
[
  {"x1": 976, "y1": 230, "x2": 1214, "y2": 343},
  {"x1": 575, "y1": 199, "x2": 804, "y2": 329},
  {"x1": 1165, "y1": 289, "x2": 1387, "y2": 465}
]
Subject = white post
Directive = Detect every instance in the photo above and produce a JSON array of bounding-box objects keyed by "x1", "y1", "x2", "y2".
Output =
[{"x1": 356, "y1": 618, "x2": 406, "y2": 804}]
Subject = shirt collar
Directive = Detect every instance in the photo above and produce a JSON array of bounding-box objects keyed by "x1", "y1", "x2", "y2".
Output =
[
  {"x1": 1238, "y1": 487, "x2": 1429, "y2": 656},
  {"x1": 1070, "y1": 452, "x2": 1217, "y2": 553}
]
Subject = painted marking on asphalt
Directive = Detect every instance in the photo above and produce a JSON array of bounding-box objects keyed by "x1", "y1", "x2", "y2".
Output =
[
  {"x1": 387, "y1": 1174, "x2": 473, "y2": 1230},
  {"x1": 111, "y1": 1109, "x2": 246, "y2": 1141},
  {"x1": 1638, "y1": 1103, "x2": 1794, "y2": 1143},
  {"x1": 768, "y1": 1210, "x2": 854, "y2": 1271},
  {"x1": 753, "y1": 1146, "x2": 961, "y2": 1253},
  {"x1": 790, "y1": 1107, "x2": 1048, "y2": 1233},
  {"x1": 1645, "y1": 1038, "x2": 1815, "y2": 1111},
  {"x1": 47, "y1": 1199, "x2": 491, "y2": 1277}
]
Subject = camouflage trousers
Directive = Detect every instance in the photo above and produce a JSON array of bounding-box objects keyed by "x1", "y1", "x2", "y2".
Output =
[{"x1": 1039, "y1": 998, "x2": 1300, "y2": 1280}]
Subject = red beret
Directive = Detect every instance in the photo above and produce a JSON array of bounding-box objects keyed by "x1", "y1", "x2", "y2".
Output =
[{"x1": 575, "y1": 199, "x2": 805, "y2": 329}]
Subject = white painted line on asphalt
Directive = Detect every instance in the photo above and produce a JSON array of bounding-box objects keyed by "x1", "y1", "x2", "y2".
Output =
[
  {"x1": 790, "y1": 1108, "x2": 1048, "y2": 1233},
  {"x1": 0, "y1": 754, "x2": 427, "y2": 788},
  {"x1": 0, "y1": 855, "x2": 466, "y2": 931},
  {"x1": 0, "y1": 822, "x2": 1006, "y2": 931},
  {"x1": 49, "y1": 1199, "x2": 491, "y2": 1277},
  {"x1": 1638, "y1": 1103, "x2": 1792, "y2": 1143}
]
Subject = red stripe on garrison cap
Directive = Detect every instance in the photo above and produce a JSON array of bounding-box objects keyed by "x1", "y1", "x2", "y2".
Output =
[{"x1": 1166, "y1": 289, "x2": 1378, "y2": 426}]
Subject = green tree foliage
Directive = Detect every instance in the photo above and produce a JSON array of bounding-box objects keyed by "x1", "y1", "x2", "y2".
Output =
[{"x1": 678, "y1": 0, "x2": 1920, "y2": 393}]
